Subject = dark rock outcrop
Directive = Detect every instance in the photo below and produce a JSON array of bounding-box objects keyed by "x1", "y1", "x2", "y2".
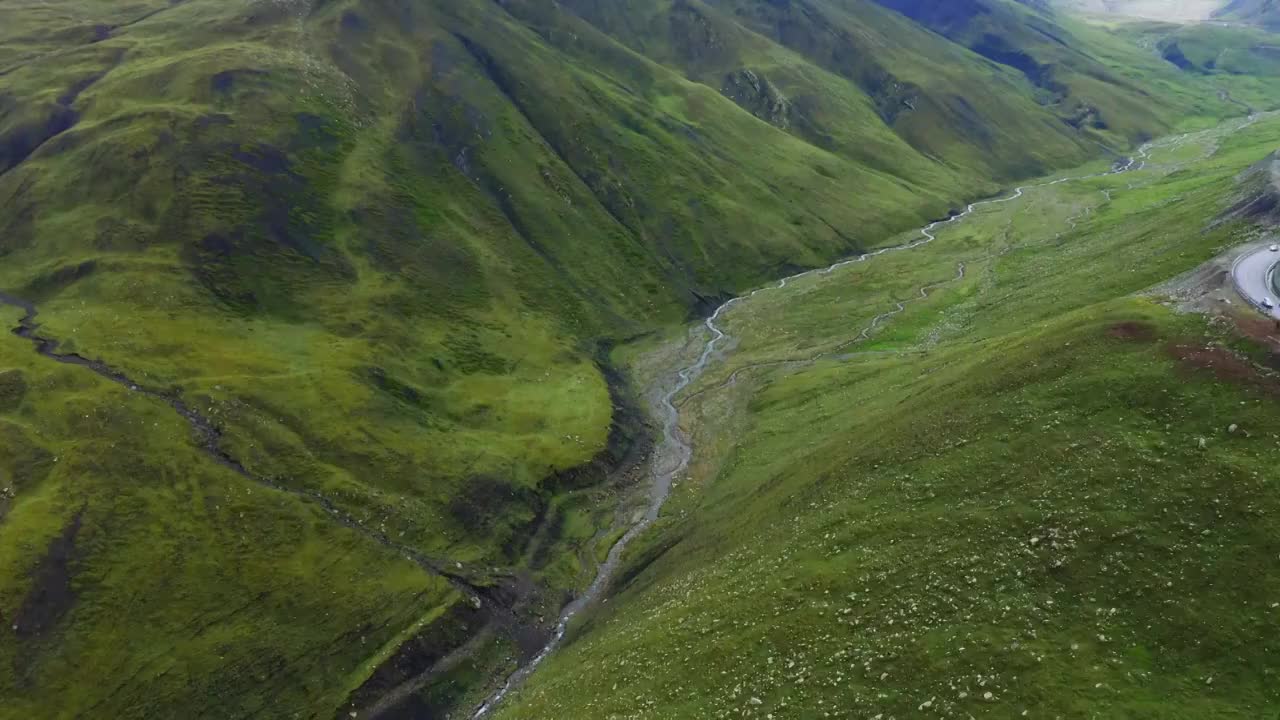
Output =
[{"x1": 721, "y1": 69, "x2": 793, "y2": 129}]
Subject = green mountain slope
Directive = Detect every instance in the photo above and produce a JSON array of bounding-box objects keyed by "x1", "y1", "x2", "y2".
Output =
[
  {"x1": 873, "y1": 0, "x2": 1213, "y2": 136},
  {"x1": 497, "y1": 110, "x2": 1280, "y2": 719},
  {"x1": 0, "y1": 0, "x2": 1273, "y2": 717},
  {"x1": 1216, "y1": 0, "x2": 1280, "y2": 28},
  {"x1": 550, "y1": 0, "x2": 1105, "y2": 178},
  {"x1": 1157, "y1": 23, "x2": 1280, "y2": 78}
]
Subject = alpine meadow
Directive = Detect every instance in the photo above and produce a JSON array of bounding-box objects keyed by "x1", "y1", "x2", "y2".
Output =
[{"x1": 3, "y1": 0, "x2": 1280, "y2": 718}]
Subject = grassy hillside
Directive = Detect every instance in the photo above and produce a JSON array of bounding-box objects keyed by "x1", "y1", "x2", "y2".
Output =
[
  {"x1": 0, "y1": 0, "x2": 1275, "y2": 716},
  {"x1": 1216, "y1": 0, "x2": 1280, "y2": 28},
  {"x1": 873, "y1": 0, "x2": 1187, "y2": 137},
  {"x1": 552, "y1": 0, "x2": 1120, "y2": 178},
  {"x1": 1152, "y1": 22, "x2": 1280, "y2": 91},
  {"x1": 881, "y1": 0, "x2": 1280, "y2": 127},
  {"x1": 495, "y1": 113, "x2": 1280, "y2": 717}
]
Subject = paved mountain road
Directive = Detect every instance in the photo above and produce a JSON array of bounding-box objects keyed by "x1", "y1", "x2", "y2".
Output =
[{"x1": 1231, "y1": 243, "x2": 1280, "y2": 319}]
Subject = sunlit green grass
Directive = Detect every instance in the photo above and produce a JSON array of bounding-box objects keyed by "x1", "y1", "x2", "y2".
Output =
[
  {"x1": 3, "y1": 0, "x2": 1280, "y2": 716},
  {"x1": 496, "y1": 110, "x2": 1280, "y2": 720}
]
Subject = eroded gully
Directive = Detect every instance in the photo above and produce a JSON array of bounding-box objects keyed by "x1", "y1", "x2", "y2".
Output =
[
  {"x1": 471, "y1": 137, "x2": 1187, "y2": 716},
  {"x1": 0, "y1": 291, "x2": 485, "y2": 599}
]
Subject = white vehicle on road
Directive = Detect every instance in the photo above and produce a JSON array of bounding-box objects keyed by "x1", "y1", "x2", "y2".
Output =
[
  {"x1": 1270, "y1": 243, "x2": 1279, "y2": 252},
  {"x1": 1264, "y1": 297, "x2": 1276, "y2": 309}
]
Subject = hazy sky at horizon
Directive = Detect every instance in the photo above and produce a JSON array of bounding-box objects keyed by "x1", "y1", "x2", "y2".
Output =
[{"x1": 1064, "y1": 0, "x2": 1226, "y2": 21}]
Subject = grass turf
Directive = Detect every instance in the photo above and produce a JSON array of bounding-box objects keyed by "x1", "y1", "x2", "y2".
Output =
[
  {"x1": 494, "y1": 106, "x2": 1280, "y2": 720},
  {"x1": 3, "y1": 0, "x2": 1280, "y2": 715}
]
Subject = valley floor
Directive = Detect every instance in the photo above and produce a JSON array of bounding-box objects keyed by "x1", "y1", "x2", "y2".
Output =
[{"x1": 490, "y1": 110, "x2": 1280, "y2": 718}]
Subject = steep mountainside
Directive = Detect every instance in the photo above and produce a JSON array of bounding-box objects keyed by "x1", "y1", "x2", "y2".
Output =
[
  {"x1": 874, "y1": 0, "x2": 1187, "y2": 134},
  {"x1": 0, "y1": 0, "x2": 1270, "y2": 717},
  {"x1": 1217, "y1": 0, "x2": 1280, "y2": 27},
  {"x1": 496, "y1": 107, "x2": 1280, "y2": 720},
  {"x1": 1156, "y1": 22, "x2": 1280, "y2": 81}
]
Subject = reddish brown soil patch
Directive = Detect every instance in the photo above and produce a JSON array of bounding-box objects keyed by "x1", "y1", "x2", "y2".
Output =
[
  {"x1": 1106, "y1": 321, "x2": 1157, "y2": 342},
  {"x1": 1231, "y1": 314, "x2": 1280, "y2": 363},
  {"x1": 1168, "y1": 343, "x2": 1280, "y2": 396},
  {"x1": 1231, "y1": 313, "x2": 1280, "y2": 343}
]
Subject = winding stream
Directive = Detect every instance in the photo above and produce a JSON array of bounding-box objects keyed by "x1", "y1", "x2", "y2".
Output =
[
  {"x1": 471, "y1": 137, "x2": 1189, "y2": 716},
  {"x1": 0, "y1": 113, "x2": 1244, "y2": 719}
]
